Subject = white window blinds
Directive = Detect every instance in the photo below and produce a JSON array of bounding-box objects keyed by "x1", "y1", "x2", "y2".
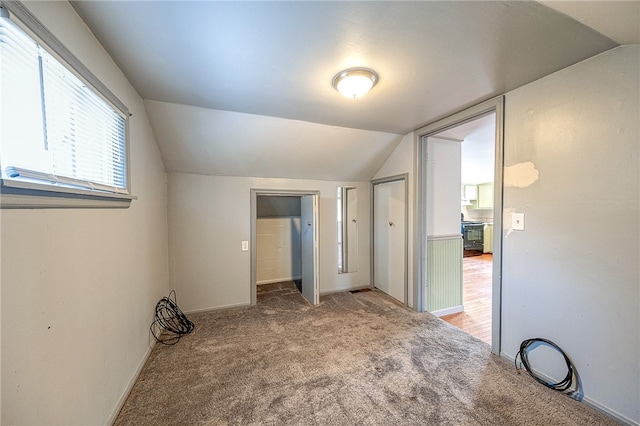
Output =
[{"x1": 0, "y1": 8, "x2": 129, "y2": 195}]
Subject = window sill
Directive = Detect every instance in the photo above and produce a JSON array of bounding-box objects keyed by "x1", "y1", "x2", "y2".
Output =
[{"x1": 0, "y1": 179, "x2": 136, "y2": 209}]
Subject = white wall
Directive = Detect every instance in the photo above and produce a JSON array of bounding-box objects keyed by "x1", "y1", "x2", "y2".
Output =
[
  {"x1": 256, "y1": 217, "x2": 301, "y2": 284},
  {"x1": 0, "y1": 2, "x2": 169, "y2": 425},
  {"x1": 426, "y1": 137, "x2": 462, "y2": 236},
  {"x1": 501, "y1": 45, "x2": 639, "y2": 424},
  {"x1": 167, "y1": 173, "x2": 371, "y2": 312}
]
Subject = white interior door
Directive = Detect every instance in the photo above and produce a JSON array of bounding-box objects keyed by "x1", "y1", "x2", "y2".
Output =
[
  {"x1": 373, "y1": 180, "x2": 406, "y2": 303},
  {"x1": 300, "y1": 194, "x2": 319, "y2": 305}
]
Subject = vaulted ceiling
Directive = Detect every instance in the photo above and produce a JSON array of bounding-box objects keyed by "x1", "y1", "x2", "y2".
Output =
[{"x1": 70, "y1": 1, "x2": 638, "y2": 181}]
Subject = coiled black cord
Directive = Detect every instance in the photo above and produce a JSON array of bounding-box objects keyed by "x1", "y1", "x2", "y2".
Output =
[
  {"x1": 150, "y1": 290, "x2": 194, "y2": 345},
  {"x1": 514, "y1": 338, "x2": 575, "y2": 392}
]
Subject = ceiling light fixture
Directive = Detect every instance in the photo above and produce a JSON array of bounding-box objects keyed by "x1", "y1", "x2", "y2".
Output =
[{"x1": 332, "y1": 67, "x2": 378, "y2": 99}]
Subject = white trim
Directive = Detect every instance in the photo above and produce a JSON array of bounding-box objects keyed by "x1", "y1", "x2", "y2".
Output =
[
  {"x1": 184, "y1": 302, "x2": 251, "y2": 315},
  {"x1": 320, "y1": 285, "x2": 371, "y2": 296},
  {"x1": 257, "y1": 276, "x2": 302, "y2": 285},
  {"x1": 427, "y1": 234, "x2": 462, "y2": 241},
  {"x1": 6, "y1": 167, "x2": 130, "y2": 195},
  {"x1": 579, "y1": 396, "x2": 638, "y2": 426},
  {"x1": 107, "y1": 342, "x2": 156, "y2": 426},
  {"x1": 1, "y1": 194, "x2": 131, "y2": 209},
  {"x1": 431, "y1": 305, "x2": 464, "y2": 317},
  {"x1": 500, "y1": 353, "x2": 637, "y2": 426},
  {"x1": 1, "y1": 179, "x2": 135, "y2": 208}
]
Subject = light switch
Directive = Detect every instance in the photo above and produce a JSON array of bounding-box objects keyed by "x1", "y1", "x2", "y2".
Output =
[
  {"x1": 241, "y1": 241, "x2": 249, "y2": 251},
  {"x1": 512, "y1": 213, "x2": 525, "y2": 231}
]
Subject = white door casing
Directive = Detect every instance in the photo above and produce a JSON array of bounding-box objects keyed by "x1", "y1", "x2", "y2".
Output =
[
  {"x1": 414, "y1": 96, "x2": 504, "y2": 354},
  {"x1": 250, "y1": 190, "x2": 320, "y2": 306},
  {"x1": 300, "y1": 194, "x2": 319, "y2": 305}
]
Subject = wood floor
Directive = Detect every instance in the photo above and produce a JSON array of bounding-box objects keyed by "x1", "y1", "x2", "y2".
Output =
[{"x1": 441, "y1": 253, "x2": 492, "y2": 344}]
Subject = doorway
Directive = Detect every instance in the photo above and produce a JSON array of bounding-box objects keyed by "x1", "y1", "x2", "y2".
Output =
[
  {"x1": 250, "y1": 190, "x2": 319, "y2": 306},
  {"x1": 431, "y1": 113, "x2": 496, "y2": 345},
  {"x1": 415, "y1": 96, "x2": 504, "y2": 354},
  {"x1": 371, "y1": 175, "x2": 408, "y2": 305}
]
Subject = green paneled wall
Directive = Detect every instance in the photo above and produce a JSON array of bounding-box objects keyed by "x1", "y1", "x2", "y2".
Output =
[{"x1": 427, "y1": 237, "x2": 463, "y2": 312}]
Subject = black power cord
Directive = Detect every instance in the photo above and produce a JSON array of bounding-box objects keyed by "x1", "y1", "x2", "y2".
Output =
[
  {"x1": 150, "y1": 290, "x2": 195, "y2": 345},
  {"x1": 514, "y1": 338, "x2": 576, "y2": 392}
]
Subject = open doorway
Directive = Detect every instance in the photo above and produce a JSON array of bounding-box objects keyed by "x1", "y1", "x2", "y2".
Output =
[
  {"x1": 415, "y1": 96, "x2": 503, "y2": 354},
  {"x1": 433, "y1": 113, "x2": 496, "y2": 345},
  {"x1": 250, "y1": 190, "x2": 319, "y2": 306},
  {"x1": 255, "y1": 195, "x2": 303, "y2": 302}
]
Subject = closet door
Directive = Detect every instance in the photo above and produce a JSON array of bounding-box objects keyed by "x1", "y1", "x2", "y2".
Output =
[{"x1": 373, "y1": 180, "x2": 406, "y2": 303}]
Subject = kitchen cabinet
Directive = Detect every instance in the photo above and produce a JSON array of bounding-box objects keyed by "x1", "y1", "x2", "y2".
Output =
[
  {"x1": 483, "y1": 223, "x2": 493, "y2": 253},
  {"x1": 476, "y1": 182, "x2": 493, "y2": 209},
  {"x1": 461, "y1": 184, "x2": 477, "y2": 201}
]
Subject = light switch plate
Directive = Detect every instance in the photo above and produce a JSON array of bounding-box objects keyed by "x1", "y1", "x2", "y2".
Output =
[
  {"x1": 512, "y1": 213, "x2": 525, "y2": 231},
  {"x1": 241, "y1": 241, "x2": 249, "y2": 251}
]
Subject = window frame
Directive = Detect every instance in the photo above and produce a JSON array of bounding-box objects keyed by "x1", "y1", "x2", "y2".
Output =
[{"x1": 0, "y1": 1, "x2": 135, "y2": 208}]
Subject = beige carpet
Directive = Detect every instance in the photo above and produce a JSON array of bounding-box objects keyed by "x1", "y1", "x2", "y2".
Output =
[{"x1": 115, "y1": 285, "x2": 615, "y2": 425}]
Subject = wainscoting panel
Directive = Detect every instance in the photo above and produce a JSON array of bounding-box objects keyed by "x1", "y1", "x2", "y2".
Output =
[{"x1": 427, "y1": 236, "x2": 463, "y2": 313}]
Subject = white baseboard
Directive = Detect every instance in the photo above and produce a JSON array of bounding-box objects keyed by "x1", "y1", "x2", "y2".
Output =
[
  {"x1": 321, "y1": 285, "x2": 372, "y2": 296},
  {"x1": 431, "y1": 305, "x2": 464, "y2": 317},
  {"x1": 107, "y1": 300, "x2": 250, "y2": 424},
  {"x1": 107, "y1": 340, "x2": 156, "y2": 426},
  {"x1": 184, "y1": 301, "x2": 251, "y2": 315},
  {"x1": 257, "y1": 276, "x2": 301, "y2": 285},
  {"x1": 500, "y1": 352, "x2": 638, "y2": 426},
  {"x1": 580, "y1": 395, "x2": 638, "y2": 426}
]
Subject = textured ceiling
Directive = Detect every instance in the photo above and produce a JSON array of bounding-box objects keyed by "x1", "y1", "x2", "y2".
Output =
[
  {"x1": 144, "y1": 100, "x2": 403, "y2": 182},
  {"x1": 68, "y1": 1, "x2": 630, "y2": 180},
  {"x1": 540, "y1": 1, "x2": 640, "y2": 45}
]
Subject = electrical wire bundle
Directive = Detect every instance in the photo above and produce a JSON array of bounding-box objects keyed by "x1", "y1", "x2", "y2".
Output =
[
  {"x1": 514, "y1": 338, "x2": 576, "y2": 393},
  {"x1": 150, "y1": 290, "x2": 195, "y2": 345}
]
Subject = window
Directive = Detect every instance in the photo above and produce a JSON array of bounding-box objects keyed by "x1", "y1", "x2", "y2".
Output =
[{"x1": 0, "y1": 2, "x2": 132, "y2": 207}]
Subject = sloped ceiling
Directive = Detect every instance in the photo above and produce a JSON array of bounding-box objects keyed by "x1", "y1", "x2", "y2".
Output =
[
  {"x1": 540, "y1": 1, "x2": 640, "y2": 45},
  {"x1": 69, "y1": 1, "x2": 634, "y2": 181},
  {"x1": 144, "y1": 100, "x2": 402, "y2": 182}
]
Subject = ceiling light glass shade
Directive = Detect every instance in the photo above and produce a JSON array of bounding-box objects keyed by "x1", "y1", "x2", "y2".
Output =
[{"x1": 332, "y1": 68, "x2": 378, "y2": 99}]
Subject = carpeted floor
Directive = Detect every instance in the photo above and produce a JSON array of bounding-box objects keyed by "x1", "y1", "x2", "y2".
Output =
[{"x1": 115, "y1": 286, "x2": 615, "y2": 425}]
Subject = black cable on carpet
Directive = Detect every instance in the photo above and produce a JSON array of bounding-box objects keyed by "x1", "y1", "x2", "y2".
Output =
[
  {"x1": 515, "y1": 338, "x2": 576, "y2": 393},
  {"x1": 150, "y1": 290, "x2": 194, "y2": 345}
]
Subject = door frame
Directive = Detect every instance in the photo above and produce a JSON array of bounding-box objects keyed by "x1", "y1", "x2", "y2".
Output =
[
  {"x1": 414, "y1": 96, "x2": 504, "y2": 355},
  {"x1": 370, "y1": 174, "x2": 409, "y2": 305},
  {"x1": 250, "y1": 189, "x2": 320, "y2": 306}
]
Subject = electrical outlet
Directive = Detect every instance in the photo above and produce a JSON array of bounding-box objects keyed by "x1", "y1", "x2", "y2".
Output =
[
  {"x1": 241, "y1": 241, "x2": 249, "y2": 251},
  {"x1": 512, "y1": 213, "x2": 525, "y2": 231}
]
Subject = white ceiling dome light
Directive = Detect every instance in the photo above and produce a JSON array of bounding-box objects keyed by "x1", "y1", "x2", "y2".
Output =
[{"x1": 332, "y1": 68, "x2": 378, "y2": 99}]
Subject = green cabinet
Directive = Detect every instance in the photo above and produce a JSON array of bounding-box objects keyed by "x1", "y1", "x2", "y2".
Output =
[{"x1": 476, "y1": 182, "x2": 494, "y2": 209}]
